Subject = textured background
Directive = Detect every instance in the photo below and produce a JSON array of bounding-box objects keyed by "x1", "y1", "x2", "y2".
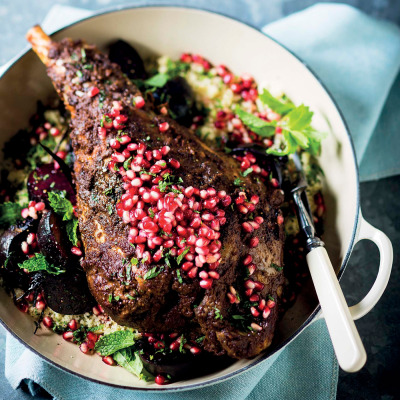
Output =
[{"x1": 0, "y1": 1, "x2": 399, "y2": 399}]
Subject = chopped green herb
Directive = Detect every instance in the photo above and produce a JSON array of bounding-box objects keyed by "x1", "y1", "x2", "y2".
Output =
[
  {"x1": 0, "y1": 202, "x2": 25, "y2": 228},
  {"x1": 214, "y1": 307, "x2": 223, "y2": 320},
  {"x1": 113, "y1": 348, "x2": 153, "y2": 381},
  {"x1": 232, "y1": 315, "x2": 246, "y2": 320},
  {"x1": 176, "y1": 247, "x2": 190, "y2": 265},
  {"x1": 94, "y1": 330, "x2": 137, "y2": 356},
  {"x1": 242, "y1": 167, "x2": 253, "y2": 177},
  {"x1": 131, "y1": 258, "x2": 139, "y2": 266},
  {"x1": 144, "y1": 73, "x2": 169, "y2": 88},
  {"x1": 48, "y1": 191, "x2": 74, "y2": 221},
  {"x1": 259, "y1": 89, "x2": 294, "y2": 115},
  {"x1": 107, "y1": 204, "x2": 114, "y2": 215},
  {"x1": 271, "y1": 263, "x2": 283, "y2": 272},
  {"x1": 66, "y1": 218, "x2": 79, "y2": 246},
  {"x1": 76, "y1": 70, "x2": 83, "y2": 78},
  {"x1": 176, "y1": 269, "x2": 183, "y2": 284},
  {"x1": 195, "y1": 336, "x2": 205, "y2": 344},
  {"x1": 126, "y1": 295, "x2": 135, "y2": 300},
  {"x1": 233, "y1": 177, "x2": 243, "y2": 186},
  {"x1": 18, "y1": 253, "x2": 65, "y2": 275},
  {"x1": 123, "y1": 157, "x2": 132, "y2": 170},
  {"x1": 81, "y1": 48, "x2": 86, "y2": 61},
  {"x1": 143, "y1": 266, "x2": 163, "y2": 280},
  {"x1": 235, "y1": 106, "x2": 275, "y2": 137}
]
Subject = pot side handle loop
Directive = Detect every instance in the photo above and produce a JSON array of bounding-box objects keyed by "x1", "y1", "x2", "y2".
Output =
[{"x1": 349, "y1": 215, "x2": 393, "y2": 320}]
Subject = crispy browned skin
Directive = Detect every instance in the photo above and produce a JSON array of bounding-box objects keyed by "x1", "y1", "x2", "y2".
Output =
[{"x1": 27, "y1": 26, "x2": 285, "y2": 358}]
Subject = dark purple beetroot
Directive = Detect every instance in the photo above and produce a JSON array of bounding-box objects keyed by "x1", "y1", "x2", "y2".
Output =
[
  {"x1": 0, "y1": 218, "x2": 39, "y2": 289},
  {"x1": 37, "y1": 210, "x2": 71, "y2": 268},
  {"x1": 152, "y1": 77, "x2": 198, "y2": 127},
  {"x1": 43, "y1": 268, "x2": 96, "y2": 314},
  {"x1": 109, "y1": 40, "x2": 147, "y2": 80},
  {"x1": 27, "y1": 163, "x2": 76, "y2": 206},
  {"x1": 139, "y1": 345, "x2": 232, "y2": 380}
]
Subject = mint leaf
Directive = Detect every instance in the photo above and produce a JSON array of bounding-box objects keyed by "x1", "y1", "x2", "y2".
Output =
[
  {"x1": 259, "y1": 89, "x2": 294, "y2": 115},
  {"x1": 18, "y1": 253, "x2": 65, "y2": 275},
  {"x1": 48, "y1": 191, "x2": 74, "y2": 221},
  {"x1": 143, "y1": 266, "x2": 163, "y2": 280},
  {"x1": 94, "y1": 330, "x2": 137, "y2": 356},
  {"x1": 113, "y1": 348, "x2": 153, "y2": 381},
  {"x1": 286, "y1": 105, "x2": 313, "y2": 131},
  {"x1": 145, "y1": 73, "x2": 169, "y2": 88},
  {"x1": 176, "y1": 247, "x2": 190, "y2": 265},
  {"x1": 267, "y1": 130, "x2": 298, "y2": 156},
  {"x1": 0, "y1": 202, "x2": 25, "y2": 228},
  {"x1": 235, "y1": 106, "x2": 275, "y2": 137},
  {"x1": 66, "y1": 218, "x2": 79, "y2": 246}
]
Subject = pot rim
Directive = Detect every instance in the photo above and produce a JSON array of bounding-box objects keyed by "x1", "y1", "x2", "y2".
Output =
[{"x1": 0, "y1": 4, "x2": 360, "y2": 392}]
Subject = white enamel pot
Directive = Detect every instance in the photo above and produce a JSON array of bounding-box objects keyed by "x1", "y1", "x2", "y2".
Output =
[{"x1": 0, "y1": 6, "x2": 393, "y2": 391}]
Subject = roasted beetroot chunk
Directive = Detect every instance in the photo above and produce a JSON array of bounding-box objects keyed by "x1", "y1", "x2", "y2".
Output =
[
  {"x1": 37, "y1": 210, "x2": 71, "y2": 268},
  {"x1": 109, "y1": 40, "x2": 147, "y2": 80},
  {"x1": 27, "y1": 163, "x2": 76, "y2": 205},
  {"x1": 0, "y1": 218, "x2": 38, "y2": 289},
  {"x1": 43, "y1": 268, "x2": 96, "y2": 314}
]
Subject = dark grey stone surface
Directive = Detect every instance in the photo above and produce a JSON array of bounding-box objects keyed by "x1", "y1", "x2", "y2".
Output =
[{"x1": 0, "y1": 1, "x2": 398, "y2": 399}]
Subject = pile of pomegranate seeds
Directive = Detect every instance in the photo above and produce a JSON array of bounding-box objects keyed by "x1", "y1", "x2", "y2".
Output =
[{"x1": 100, "y1": 102, "x2": 265, "y2": 291}]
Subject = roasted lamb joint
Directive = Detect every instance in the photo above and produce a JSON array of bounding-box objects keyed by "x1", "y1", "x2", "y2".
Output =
[{"x1": 27, "y1": 26, "x2": 285, "y2": 358}]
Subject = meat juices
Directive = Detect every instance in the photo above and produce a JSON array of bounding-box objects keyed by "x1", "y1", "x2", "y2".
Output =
[{"x1": 27, "y1": 26, "x2": 285, "y2": 358}]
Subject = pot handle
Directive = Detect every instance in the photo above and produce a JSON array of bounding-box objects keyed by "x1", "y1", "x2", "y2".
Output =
[{"x1": 348, "y1": 215, "x2": 393, "y2": 320}]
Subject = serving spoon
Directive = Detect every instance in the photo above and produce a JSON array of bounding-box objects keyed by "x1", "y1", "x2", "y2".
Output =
[{"x1": 232, "y1": 144, "x2": 367, "y2": 372}]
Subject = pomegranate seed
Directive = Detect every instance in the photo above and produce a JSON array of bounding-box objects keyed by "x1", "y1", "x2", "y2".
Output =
[
  {"x1": 159, "y1": 122, "x2": 169, "y2": 132},
  {"x1": 250, "y1": 307, "x2": 260, "y2": 317},
  {"x1": 277, "y1": 215, "x2": 284, "y2": 225},
  {"x1": 208, "y1": 271, "x2": 220, "y2": 279},
  {"x1": 190, "y1": 346, "x2": 201, "y2": 355},
  {"x1": 21, "y1": 208, "x2": 29, "y2": 219},
  {"x1": 42, "y1": 316, "x2": 53, "y2": 328},
  {"x1": 98, "y1": 127, "x2": 107, "y2": 138},
  {"x1": 21, "y1": 241, "x2": 29, "y2": 254},
  {"x1": 267, "y1": 300, "x2": 276, "y2": 309},
  {"x1": 263, "y1": 308, "x2": 271, "y2": 319},
  {"x1": 35, "y1": 300, "x2": 46, "y2": 310},
  {"x1": 249, "y1": 237, "x2": 259, "y2": 248},
  {"x1": 249, "y1": 294, "x2": 260, "y2": 302},
  {"x1": 63, "y1": 331, "x2": 74, "y2": 341},
  {"x1": 199, "y1": 271, "x2": 209, "y2": 279},
  {"x1": 87, "y1": 332, "x2": 98, "y2": 342},
  {"x1": 155, "y1": 375, "x2": 166, "y2": 385},
  {"x1": 48, "y1": 127, "x2": 60, "y2": 137},
  {"x1": 244, "y1": 280, "x2": 255, "y2": 290},
  {"x1": 200, "y1": 279, "x2": 213, "y2": 289},
  {"x1": 250, "y1": 195, "x2": 259, "y2": 205},
  {"x1": 169, "y1": 158, "x2": 180, "y2": 169},
  {"x1": 102, "y1": 356, "x2": 115, "y2": 366},
  {"x1": 68, "y1": 319, "x2": 78, "y2": 331},
  {"x1": 87, "y1": 86, "x2": 99, "y2": 97},
  {"x1": 243, "y1": 254, "x2": 252, "y2": 265},
  {"x1": 17, "y1": 301, "x2": 29, "y2": 313},
  {"x1": 247, "y1": 263, "x2": 257, "y2": 275},
  {"x1": 258, "y1": 299, "x2": 266, "y2": 310},
  {"x1": 34, "y1": 202, "x2": 45, "y2": 211},
  {"x1": 227, "y1": 293, "x2": 236, "y2": 304},
  {"x1": 26, "y1": 233, "x2": 36, "y2": 245},
  {"x1": 245, "y1": 289, "x2": 253, "y2": 297},
  {"x1": 251, "y1": 323, "x2": 263, "y2": 331},
  {"x1": 80, "y1": 342, "x2": 89, "y2": 354},
  {"x1": 242, "y1": 222, "x2": 254, "y2": 233},
  {"x1": 92, "y1": 305, "x2": 103, "y2": 316},
  {"x1": 187, "y1": 267, "x2": 198, "y2": 279},
  {"x1": 134, "y1": 96, "x2": 145, "y2": 108},
  {"x1": 254, "y1": 216, "x2": 264, "y2": 224},
  {"x1": 275, "y1": 126, "x2": 282, "y2": 134},
  {"x1": 254, "y1": 281, "x2": 265, "y2": 291},
  {"x1": 71, "y1": 246, "x2": 82, "y2": 256},
  {"x1": 154, "y1": 341, "x2": 165, "y2": 349},
  {"x1": 249, "y1": 221, "x2": 260, "y2": 230},
  {"x1": 170, "y1": 340, "x2": 180, "y2": 351}
]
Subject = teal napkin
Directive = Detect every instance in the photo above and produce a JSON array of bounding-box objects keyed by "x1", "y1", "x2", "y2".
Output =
[{"x1": 3, "y1": 3, "x2": 400, "y2": 400}]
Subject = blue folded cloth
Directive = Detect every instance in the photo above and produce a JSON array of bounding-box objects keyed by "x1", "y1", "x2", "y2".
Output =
[{"x1": 2, "y1": 3, "x2": 400, "y2": 400}]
